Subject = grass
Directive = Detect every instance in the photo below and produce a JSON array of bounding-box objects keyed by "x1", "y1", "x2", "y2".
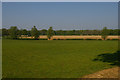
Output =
[{"x1": 2, "y1": 39, "x2": 118, "y2": 78}]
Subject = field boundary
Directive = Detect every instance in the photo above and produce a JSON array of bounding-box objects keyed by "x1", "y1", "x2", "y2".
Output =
[{"x1": 20, "y1": 35, "x2": 120, "y2": 40}]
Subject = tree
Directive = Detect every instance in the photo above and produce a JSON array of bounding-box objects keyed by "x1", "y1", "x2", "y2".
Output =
[
  {"x1": 22, "y1": 29, "x2": 28, "y2": 35},
  {"x1": 47, "y1": 27, "x2": 54, "y2": 40},
  {"x1": 9, "y1": 26, "x2": 18, "y2": 39},
  {"x1": 2, "y1": 28, "x2": 9, "y2": 37},
  {"x1": 0, "y1": 29, "x2": 2, "y2": 37},
  {"x1": 40, "y1": 29, "x2": 47, "y2": 35},
  {"x1": 27, "y1": 30, "x2": 31, "y2": 36},
  {"x1": 31, "y1": 26, "x2": 39, "y2": 40},
  {"x1": 101, "y1": 27, "x2": 109, "y2": 40},
  {"x1": 17, "y1": 29, "x2": 22, "y2": 38}
]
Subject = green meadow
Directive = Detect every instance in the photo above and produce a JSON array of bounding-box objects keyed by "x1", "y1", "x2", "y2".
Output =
[{"x1": 2, "y1": 39, "x2": 118, "y2": 78}]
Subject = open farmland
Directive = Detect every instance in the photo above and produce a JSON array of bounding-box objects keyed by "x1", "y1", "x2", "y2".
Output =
[
  {"x1": 21, "y1": 35, "x2": 120, "y2": 40},
  {"x1": 2, "y1": 39, "x2": 118, "y2": 78}
]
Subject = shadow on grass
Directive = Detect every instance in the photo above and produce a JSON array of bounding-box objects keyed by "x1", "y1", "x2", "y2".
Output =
[{"x1": 93, "y1": 50, "x2": 120, "y2": 66}]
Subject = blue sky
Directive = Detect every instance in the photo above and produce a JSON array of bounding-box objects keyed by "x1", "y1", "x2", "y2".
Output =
[
  {"x1": 2, "y1": 2, "x2": 118, "y2": 30},
  {"x1": 0, "y1": 1, "x2": 1, "y2": 29},
  {"x1": 2, "y1": 0, "x2": 120, "y2": 2}
]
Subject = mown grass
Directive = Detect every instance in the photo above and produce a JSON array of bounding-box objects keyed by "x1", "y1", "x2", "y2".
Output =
[{"x1": 2, "y1": 39, "x2": 118, "y2": 78}]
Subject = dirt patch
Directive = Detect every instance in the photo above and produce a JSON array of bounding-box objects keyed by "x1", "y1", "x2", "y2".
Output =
[{"x1": 82, "y1": 67, "x2": 119, "y2": 78}]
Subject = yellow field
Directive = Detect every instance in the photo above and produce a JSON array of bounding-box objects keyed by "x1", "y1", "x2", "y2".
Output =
[{"x1": 20, "y1": 35, "x2": 120, "y2": 40}]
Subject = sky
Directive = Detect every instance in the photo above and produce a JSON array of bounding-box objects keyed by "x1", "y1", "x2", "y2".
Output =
[
  {"x1": 2, "y1": 0, "x2": 120, "y2": 2},
  {"x1": 2, "y1": 2, "x2": 118, "y2": 30},
  {"x1": 0, "y1": 1, "x2": 1, "y2": 29}
]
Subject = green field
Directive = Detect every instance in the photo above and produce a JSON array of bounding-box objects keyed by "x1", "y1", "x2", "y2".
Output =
[{"x1": 2, "y1": 39, "x2": 118, "y2": 78}]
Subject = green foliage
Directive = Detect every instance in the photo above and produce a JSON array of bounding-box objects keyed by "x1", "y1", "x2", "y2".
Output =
[
  {"x1": 47, "y1": 27, "x2": 54, "y2": 39},
  {"x1": 0, "y1": 29, "x2": 2, "y2": 37},
  {"x1": 27, "y1": 30, "x2": 31, "y2": 36},
  {"x1": 22, "y1": 29, "x2": 28, "y2": 35},
  {"x1": 9, "y1": 26, "x2": 18, "y2": 39},
  {"x1": 101, "y1": 27, "x2": 109, "y2": 40},
  {"x1": 2, "y1": 27, "x2": 120, "y2": 37},
  {"x1": 40, "y1": 29, "x2": 47, "y2": 35},
  {"x1": 31, "y1": 26, "x2": 39, "y2": 39},
  {"x1": 2, "y1": 28, "x2": 9, "y2": 37},
  {"x1": 18, "y1": 29, "x2": 28, "y2": 37}
]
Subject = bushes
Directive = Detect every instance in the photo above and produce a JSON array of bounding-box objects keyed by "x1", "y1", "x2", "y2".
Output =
[
  {"x1": 2, "y1": 36, "x2": 11, "y2": 39},
  {"x1": 17, "y1": 38, "x2": 47, "y2": 40}
]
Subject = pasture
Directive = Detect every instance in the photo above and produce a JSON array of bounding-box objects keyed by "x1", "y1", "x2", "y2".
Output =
[{"x1": 2, "y1": 39, "x2": 118, "y2": 78}]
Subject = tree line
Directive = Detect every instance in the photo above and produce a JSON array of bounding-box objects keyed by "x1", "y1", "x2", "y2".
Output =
[{"x1": 1, "y1": 26, "x2": 120, "y2": 40}]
